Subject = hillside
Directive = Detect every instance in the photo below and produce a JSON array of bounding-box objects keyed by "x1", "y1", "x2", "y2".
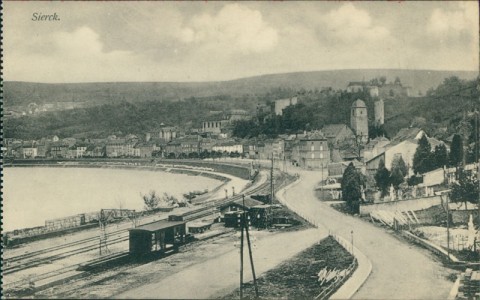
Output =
[{"x1": 4, "y1": 69, "x2": 477, "y2": 108}]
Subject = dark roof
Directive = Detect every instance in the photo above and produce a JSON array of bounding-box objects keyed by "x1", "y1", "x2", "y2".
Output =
[
  {"x1": 220, "y1": 197, "x2": 264, "y2": 209},
  {"x1": 322, "y1": 124, "x2": 352, "y2": 138},
  {"x1": 391, "y1": 127, "x2": 423, "y2": 144},
  {"x1": 129, "y1": 220, "x2": 185, "y2": 232},
  {"x1": 352, "y1": 99, "x2": 366, "y2": 108},
  {"x1": 301, "y1": 131, "x2": 326, "y2": 141}
]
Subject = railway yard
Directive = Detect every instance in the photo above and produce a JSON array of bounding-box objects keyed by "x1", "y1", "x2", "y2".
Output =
[{"x1": 3, "y1": 169, "x2": 302, "y2": 299}]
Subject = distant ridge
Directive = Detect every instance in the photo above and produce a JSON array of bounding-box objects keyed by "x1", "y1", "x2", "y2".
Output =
[{"x1": 4, "y1": 69, "x2": 478, "y2": 107}]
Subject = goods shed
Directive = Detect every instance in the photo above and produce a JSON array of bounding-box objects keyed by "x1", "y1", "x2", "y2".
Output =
[{"x1": 129, "y1": 220, "x2": 186, "y2": 257}]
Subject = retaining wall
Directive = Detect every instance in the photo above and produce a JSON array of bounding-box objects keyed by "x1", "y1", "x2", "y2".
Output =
[
  {"x1": 360, "y1": 196, "x2": 441, "y2": 216},
  {"x1": 451, "y1": 209, "x2": 479, "y2": 226}
]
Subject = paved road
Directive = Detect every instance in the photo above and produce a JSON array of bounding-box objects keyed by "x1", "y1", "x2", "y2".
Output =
[{"x1": 281, "y1": 168, "x2": 453, "y2": 299}]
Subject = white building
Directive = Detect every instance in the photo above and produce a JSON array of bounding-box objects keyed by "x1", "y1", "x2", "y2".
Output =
[
  {"x1": 274, "y1": 97, "x2": 298, "y2": 116},
  {"x1": 212, "y1": 142, "x2": 243, "y2": 154}
]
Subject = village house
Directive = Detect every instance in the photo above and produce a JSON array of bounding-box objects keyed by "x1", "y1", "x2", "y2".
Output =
[
  {"x1": 50, "y1": 141, "x2": 69, "y2": 158},
  {"x1": 199, "y1": 137, "x2": 216, "y2": 153},
  {"x1": 365, "y1": 128, "x2": 446, "y2": 176},
  {"x1": 256, "y1": 138, "x2": 285, "y2": 160},
  {"x1": 36, "y1": 140, "x2": 51, "y2": 158},
  {"x1": 362, "y1": 136, "x2": 391, "y2": 162},
  {"x1": 322, "y1": 124, "x2": 355, "y2": 148},
  {"x1": 179, "y1": 136, "x2": 202, "y2": 156},
  {"x1": 295, "y1": 131, "x2": 330, "y2": 169},
  {"x1": 106, "y1": 139, "x2": 127, "y2": 157},
  {"x1": 22, "y1": 141, "x2": 38, "y2": 158},
  {"x1": 7, "y1": 142, "x2": 24, "y2": 158},
  {"x1": 212, "y1": 140, "x2": 244, "y2": 154},
  {"x1": 165, "y1": 140, "x2": 182, "y2": 158},
  {"x1": 134, "y1": 141, "x2": 159, "y2": 158}
]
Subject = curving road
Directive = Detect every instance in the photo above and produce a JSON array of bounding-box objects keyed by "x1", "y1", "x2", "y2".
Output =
[{"x1": 281, "y1": 168, "x2": 454, "y2": 299}]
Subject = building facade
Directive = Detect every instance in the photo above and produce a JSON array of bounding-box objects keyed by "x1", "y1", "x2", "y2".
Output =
[{"x1": 297, "y1": 131, "x2": 330, "y2": 169}]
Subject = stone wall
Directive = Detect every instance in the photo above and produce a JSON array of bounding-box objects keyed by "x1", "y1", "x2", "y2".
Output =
[
  {"x1": 360, "y1": 195, "x2": 442, "y2": 216},
  {"x1": 451, "y1": 209, "x2": 479, "y2": 226}
]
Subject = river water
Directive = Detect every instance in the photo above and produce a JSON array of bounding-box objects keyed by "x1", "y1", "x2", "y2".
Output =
[{"x1": 2, "y1": 167, "x2": 223, "y2": 232}]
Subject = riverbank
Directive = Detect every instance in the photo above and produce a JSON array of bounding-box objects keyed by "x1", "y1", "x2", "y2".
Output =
[
  {"x1": 5, "y1": 158, "x2": 254, "y2": 180},
  {"x1": 3, "y1": 161, "x2": 253, "y2": 234}
]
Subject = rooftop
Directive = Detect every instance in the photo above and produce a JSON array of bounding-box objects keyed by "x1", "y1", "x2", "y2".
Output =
[
  {"x1": 129, "y1": 220, "x2": 185, "y2": 232},
  {"x1": 352, "y1": 99, "x2": 367, "y2": 108}
]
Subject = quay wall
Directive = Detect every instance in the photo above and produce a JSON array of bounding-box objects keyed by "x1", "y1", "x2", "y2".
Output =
[{"x1": 5, "y1": 158, "x2": 253, "y2": 180}]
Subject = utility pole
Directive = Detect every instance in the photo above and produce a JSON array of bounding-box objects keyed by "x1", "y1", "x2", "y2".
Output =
[
  {"x1": 240, "y1": 207, "x2": 244, "y2": 299},
  {"x1": 243, "y1": 195, "x2": 259, "y2": 298},
  {"x1": 476, "y1": 111, "x2": 480, "y2": 234},
  {"x1": 270, "y1": 155, "x2": 274, "y2": 204},
  {"x1": 446, "y1": 194, "x2": 451, "y2": 261}
]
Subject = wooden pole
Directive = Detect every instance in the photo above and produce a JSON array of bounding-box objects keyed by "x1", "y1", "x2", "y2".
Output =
[
  {"x1": 270, "y1": 155, "x2": 274, "y2": 204},
  {"x1": 446, "y1": 194, "x2": 451, "y2": 261},
  {"x1": 240, "y1": 207, "x2": 244, "y2": 299},
  {"x1": 243, "y1": 195, "x2": 259, "y2": 298}
]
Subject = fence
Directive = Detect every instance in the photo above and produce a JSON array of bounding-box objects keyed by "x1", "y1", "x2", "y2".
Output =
[{"x1": 315, "y1": 234, "x2": 358, "y2": 300}]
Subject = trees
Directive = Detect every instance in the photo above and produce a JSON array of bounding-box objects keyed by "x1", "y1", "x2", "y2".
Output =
[
  {"x1": 433, "y1": 144, "x2": 449, "y2": 169},
  {"x1": 143, "y1": 190, "x2": 160, "y2": 211},
  {"x1": 374, "y1": 159, "x2": 390, "y2": 197},
  {"x1": 341, "y1": 162, "x2": 362, "y2": 214},
  {"x1": 413, "y1": 135, "x2": 434, "y2": 174},
  {"x1": 390, "y1": 156, "x2": 407, "y2": 190},
  {"x1": 450, "y1": 168, "x2": 479, "y2": 209},
  {"x1": 450, "y1": 134, "x2": 464, "y2": 167},
  {"x1": 379, "y1": 76, "x2": 387, "y2": 86}
]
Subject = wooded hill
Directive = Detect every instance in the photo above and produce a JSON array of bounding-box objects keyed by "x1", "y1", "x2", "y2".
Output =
[
  {"x1": 4, "y1": 69, "x2": 477, "y2": 108},
  {"x1": 4, "y1": 74, "x2": 479, "y2": 142}
]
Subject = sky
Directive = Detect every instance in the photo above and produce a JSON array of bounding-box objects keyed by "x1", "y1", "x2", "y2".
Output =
[{"x1": 3, "y1": 1, "x2": 479, "y2": 83}]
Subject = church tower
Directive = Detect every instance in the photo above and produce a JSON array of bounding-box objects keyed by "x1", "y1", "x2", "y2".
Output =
[{"x1": 351, "y1": 99, "x2": 368, "y2": 142}]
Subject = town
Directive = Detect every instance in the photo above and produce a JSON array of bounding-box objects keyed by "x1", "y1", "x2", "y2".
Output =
[{"x1": 3, "y1": 1, "x2": 480, "y2": 299}]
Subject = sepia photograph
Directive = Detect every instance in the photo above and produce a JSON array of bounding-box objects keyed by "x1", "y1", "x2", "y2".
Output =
[{"x1": 2, "y1": 1, "x2": 480, "y2": 299}]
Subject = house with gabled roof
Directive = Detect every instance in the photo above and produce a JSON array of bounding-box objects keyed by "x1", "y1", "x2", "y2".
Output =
[{"x1": 322, "y1": 124, "x2": 355, "y2": 147}]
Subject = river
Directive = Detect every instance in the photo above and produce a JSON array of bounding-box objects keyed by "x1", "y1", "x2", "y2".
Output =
[{"x1": 2, "y1": 167, "x2": 224, "y2": 232}]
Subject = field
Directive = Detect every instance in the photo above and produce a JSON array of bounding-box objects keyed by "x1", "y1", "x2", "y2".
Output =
[{"x1": 221, "y1": 235, "x2": 355, "y2": 299}]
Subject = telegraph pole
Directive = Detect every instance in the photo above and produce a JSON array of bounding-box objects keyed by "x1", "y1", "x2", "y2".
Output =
[
  {"x1": 240, "y1": 208, "x2": 244, "y2": 299},
  {"x1": 446, "y1": 194, "x2": 451, "y2": 261},
  {"x1": 270, "y1": 155, "x2": 274, "y2": 204},
  {"x1": 243, "y1": 195, "x2": 259, "y2": 298}
]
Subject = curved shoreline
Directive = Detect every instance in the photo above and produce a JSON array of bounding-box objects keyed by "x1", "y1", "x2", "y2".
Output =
[
  {"x1": 4, "y1": 161, "x2": 253, "y2": 235},
  {"x1": 5, "y1": 162, "x2": 232, "y2": 182}
]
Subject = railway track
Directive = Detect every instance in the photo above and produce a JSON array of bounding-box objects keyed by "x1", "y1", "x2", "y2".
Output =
[
  {"x1": 4, "y1": 228, "x2": 129, "y2": 264},
  {"x1": 3, "y1": 172, "x2": 294, "y2": 293},
  {"x1": 3, "y1": 235, "x2": 128, "y2": 275}
]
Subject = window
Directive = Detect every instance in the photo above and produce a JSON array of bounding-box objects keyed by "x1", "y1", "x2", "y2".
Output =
[
  {"x1": 311, "y1": 145, "x2": 315, "y2": 151},
  {"x1": 311, "y1": 153, "x2": 314, "y2": 159},
  {"x1": 320, "y1": 153, "x2": 323, "y2": 159}
]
